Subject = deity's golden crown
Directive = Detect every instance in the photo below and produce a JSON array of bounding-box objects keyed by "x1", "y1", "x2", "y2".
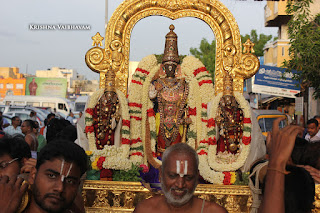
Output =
[{"x1": 162, "y1": 24, "x2": 180, "y2": 64}]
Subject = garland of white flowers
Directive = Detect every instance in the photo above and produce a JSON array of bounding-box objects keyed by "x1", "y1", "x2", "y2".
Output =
[
  {"x1": 85, "y1": 88, "x2": 140, "y2": 171},
  {"x1": 128, "y1": 55, "x2": 158, "y2": 165}
]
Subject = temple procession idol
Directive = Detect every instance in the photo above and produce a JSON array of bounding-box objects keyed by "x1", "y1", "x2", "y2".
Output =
[
  {"x1": 84, "y1": 23, "x2": 266, "y2": 185},
  {"x1": 80, "y1": 0, "x2": 320, "y2": 212},
  {"x1": 128, "y1": 25, "x2": 219, "y2": 169}
]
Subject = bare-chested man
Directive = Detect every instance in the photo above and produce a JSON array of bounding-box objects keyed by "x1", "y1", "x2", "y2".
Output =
[{"x1": 134, "y1": 143, "x2": 227, "y2": 213}]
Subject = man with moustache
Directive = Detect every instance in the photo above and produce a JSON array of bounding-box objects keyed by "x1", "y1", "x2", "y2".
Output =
[
  {"x1": 134, "y1": 143, "x2": 226, "y2": 213},
  {"x1": 0, "y1": 139, "x2": 88, "y2": 213}
]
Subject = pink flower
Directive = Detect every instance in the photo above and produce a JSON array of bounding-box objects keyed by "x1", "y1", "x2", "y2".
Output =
[{"x1": 139, "y1": 164, "x2": 149, "y2": 173}]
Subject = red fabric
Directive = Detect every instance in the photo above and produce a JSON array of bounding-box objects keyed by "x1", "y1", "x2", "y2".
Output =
[
  {"x1": 157, "y1": 133, "x2": 181, "y2": 156},
  {"x1": 193, "y1": 67, "x2": 207, "y2": 76},
  {"x1": 131, "y1": 80, "x2": 143, "y2": 85},
  {"x1": 39, "y1": 126, "x2": 45, "y2": 135},
  {"x1": 128, "y1": 103, "x2": 142, "y2": 108},
  {"x1": 199, "y1": 80, "x2": 213, "y2": 86},
  {"x1": 189, "y1": 107, "x2": 197, "y2": 116},
  {"x1": 136, "y1": 68, "x2": 150, "y2": 75},
  {"x1": 100, "y1": 169, "x2": 113, "y2": 179}
]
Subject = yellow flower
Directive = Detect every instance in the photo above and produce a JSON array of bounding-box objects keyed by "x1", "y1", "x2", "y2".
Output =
[
  {"x1": 230, "y1": 172, "x2": 237, "y2": 184},
  {"x1": 91, "y1": 157, "x2": 99, "y2": 170},
  {"x1": 86, "y1": 151, "x2": 93, "y2": 156}
]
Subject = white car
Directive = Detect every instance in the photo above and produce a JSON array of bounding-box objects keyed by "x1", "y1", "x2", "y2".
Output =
[{"x1": 4, "y1": 110, "x2": 45, "y2": 127}]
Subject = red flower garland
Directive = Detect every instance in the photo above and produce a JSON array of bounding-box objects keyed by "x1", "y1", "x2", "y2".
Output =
[
  {"x1": 243, "y1": 118, "x2": 251, "y2": 124},
  {"x1": 147, "y1": 108, "x2": 155, "y2": 117},
  {"x1": 201, "y1": 103, "x2": 207, "y2": 109},
  {"x1": 242, "y1": 136, "x2": 251, "y2": 145},
  {"x1": 97, "y1": 157, "x2": 106, "y2": 170},
  {"x1": 85, "y1": 126, "x2": 94, "y2": 133},
  {"x1": 85, "y1": 108, "x2": 94, "y2": 115},
  {"x1": 188, "y1": 107, "x2": 197, "y2": 116},
  {"x1": 122, "y1": 119, "x2": 130, "y2": 127},
  {"x1": 198, "y1": 150, "x2": 208, "y2": 155},
  {"x1": 121, "y1": 138, "x2": 131, "y2": 145},
  {"x1": 207, "y1": 118, "x2": 215, "y2": 128},
  {"x1": 208, "y1": 137, "x2": 217, "y2": 145},
  {"x1": 193, "y1": 67, "x2": 207, "y2": 76},
  {"x1": 223, "y1": 172, "x2": 231, "y2": 185}
]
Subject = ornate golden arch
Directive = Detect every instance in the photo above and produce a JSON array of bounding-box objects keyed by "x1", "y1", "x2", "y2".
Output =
[{"x1": 85, "y1": 0, "x2": 259, "y2": 94}]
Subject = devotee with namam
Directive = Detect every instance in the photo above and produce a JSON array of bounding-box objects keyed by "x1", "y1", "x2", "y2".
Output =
[
  {"x1": 0, "y1": 139, "x2": 88, "y2": 213},
  {"x1": 134, "y1": 143, "x2": 227, "y2": 213}
]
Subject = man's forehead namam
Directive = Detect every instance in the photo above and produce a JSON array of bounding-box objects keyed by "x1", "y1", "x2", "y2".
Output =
[{"x1": 166, "y1": 151, "x2": 195, "y2": 173}]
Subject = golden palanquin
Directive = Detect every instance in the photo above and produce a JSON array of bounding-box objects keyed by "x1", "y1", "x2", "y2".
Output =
[
  {"x1": 82, "y1": 181, "x2": 320, "y2": 212},
  {"x1": 84, "y1": 0, "x2": 320, "y2": 212}
]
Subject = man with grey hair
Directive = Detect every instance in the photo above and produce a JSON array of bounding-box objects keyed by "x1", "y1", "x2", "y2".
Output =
[{"x1": 134, "y1": 143, "x2": 227, "y2": 213}]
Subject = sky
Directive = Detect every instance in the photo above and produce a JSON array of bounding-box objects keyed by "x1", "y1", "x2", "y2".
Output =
[{"x1": 0, "y1": 0, "x2": 278, "y2": 80}]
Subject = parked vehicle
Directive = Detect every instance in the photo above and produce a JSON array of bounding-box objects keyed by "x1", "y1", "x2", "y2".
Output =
[
  {"x1": 3, "y1": 95, "x2": 70, "y2": 117},
  {"x1": 2, "y1": 114, "x2": 13, "y2": 126},
  {"x1": 4, "y1": 110, "x2": 45, "y2": 127},
  {"x1": 74, "y1": 96, "x2": 88, "y2": 113},
  {"x1": 253, "y1": 109, "x2": 287, "y2": 137},
  {"x1": 0, "y1": 105, "x2": 48, "y2": 119}
]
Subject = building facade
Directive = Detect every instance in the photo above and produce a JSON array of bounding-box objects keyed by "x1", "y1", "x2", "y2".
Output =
[
  {"x1": 263, "y1": 0, "x2": 320, "y2": 66},
  {"x1": 0, "y1": 67, "x2": 26, "y2": 101},
  {"x1": 36, "y1": 67, "x2": 77, "y2": 93}
]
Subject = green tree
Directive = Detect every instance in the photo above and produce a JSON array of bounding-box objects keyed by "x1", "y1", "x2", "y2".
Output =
[
  {"x1": 241, "y1": 30, "x2": 273, "y2": 56},
  {"x1": 189, "y1": 30, "x2": 273, "y2": 78},
  {"x1": 283, "y1": 0, "x2": 320, "y2": 98}
]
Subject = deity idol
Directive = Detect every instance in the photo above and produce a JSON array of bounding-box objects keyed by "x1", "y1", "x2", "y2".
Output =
[
  {"x1": 148, "y1": 25, "x2": 191, "y2": 155},
  {"x1": 128, "y1": 25, "x2": 214, "y2": 167},
  {"x1": 215, "y1": 74, "x2": 244, "y2": 154},
  {"x1": 86, "y1": 70, "x2": 122, "y2": 150}
]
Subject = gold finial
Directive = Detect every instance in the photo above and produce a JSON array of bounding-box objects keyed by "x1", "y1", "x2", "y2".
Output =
[
  {"x1": 92, "y1": 32, "x2": 104, "y2": 47},
  {"x1": 243, "y1": 39, "x2": 255, "y2": 54}
]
